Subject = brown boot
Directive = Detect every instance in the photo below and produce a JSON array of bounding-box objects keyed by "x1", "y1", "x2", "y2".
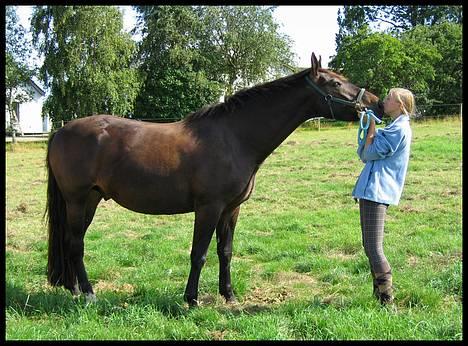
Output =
[
  {"x1": 370, "y1": 269, "x2": 379, "y2": 299},
  {"x1": 374, "y1": 270, "x2": 394, "y2": 304}
]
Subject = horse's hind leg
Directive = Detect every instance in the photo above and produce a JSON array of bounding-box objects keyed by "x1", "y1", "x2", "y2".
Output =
[
  {"x1": 84, "y1": 189, "x2": 102, "y2": 232},
  {"x1": 65, "y1": 190, "x2": 101, "y2": 302},
  {"x1": 216, "y1": 206, "x2": 240, "y2": 303}
]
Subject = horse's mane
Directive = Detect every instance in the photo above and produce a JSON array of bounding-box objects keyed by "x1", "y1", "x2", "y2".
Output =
[{"x1": 184, "y1": 68, "x2": 312, "y2": 122}]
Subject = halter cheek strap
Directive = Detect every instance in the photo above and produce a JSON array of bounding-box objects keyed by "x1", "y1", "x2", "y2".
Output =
[{"x1": 355, "y1": 88, "x2": 366, "y2": 109}]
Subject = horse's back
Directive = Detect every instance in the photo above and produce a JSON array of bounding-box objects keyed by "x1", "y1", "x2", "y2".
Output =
[
  {"x1": 51, "y1": 114, "x2": 193, "y2": 161},
  {"x1": 49, "y1": 115, "x2": 200, "y2": 213}
]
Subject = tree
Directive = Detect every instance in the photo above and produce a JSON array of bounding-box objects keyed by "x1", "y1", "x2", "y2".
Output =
[
  {"x1": 197, "y1": 6, "x2": 295, "y2": 96},
  {"x1": 330, "y1": 26, "x2": 441, "y2": 103},
  {"x1": 401, "y1": 22, "x2": 462, "y2": 107},
  {"x1": 133, "y1": 5, "x2": 295, "y2": 120},
  {"x1": 332, "y1": 5, "x2": 462, "y2": 110},
  {"x1": 336, "y1": 5, "x2": 462, "y2": 37},
  {"x1": 31, "y1": 6, "x2": 140, "y2": 126},
  {"x1": 335, "y1": 6, "x2": 369, "y2": 48},
  {"x1": 366, "y1": 5, "x2": 462, "y2": 33},
  {"x1": 5, "y1": 6, "x2": 36, "y2": 143},
  {"x1": 133, "y1": 6, "x2": 222, "y2": 119}
]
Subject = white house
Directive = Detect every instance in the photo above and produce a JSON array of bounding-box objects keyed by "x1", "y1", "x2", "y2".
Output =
[{"x1": 5, "y1": 78, "x2": 51, "y2": 134}]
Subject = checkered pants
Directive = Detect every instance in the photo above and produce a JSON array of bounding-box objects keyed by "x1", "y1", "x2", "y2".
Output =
[{"x1": 359, "y1": 198, "x2": 391, "y2": 273}]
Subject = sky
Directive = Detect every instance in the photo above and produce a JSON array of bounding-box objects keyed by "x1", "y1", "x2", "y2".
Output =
[
  {"x1": 15, "y1": 5, "x2": 342, "y2": 68},
  {"x1": 272, "y1": 6, "x2": 342, "y2": 68}
]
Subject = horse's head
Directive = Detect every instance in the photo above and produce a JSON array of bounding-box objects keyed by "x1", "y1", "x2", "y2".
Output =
[{"x1": 305, "y1": 52, "x2": 384, "y2": 121}]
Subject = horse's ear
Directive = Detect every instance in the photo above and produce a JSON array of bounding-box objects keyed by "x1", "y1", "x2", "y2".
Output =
[{"x1": 311, "y1": 52, "x2": 321, "y2": 77}]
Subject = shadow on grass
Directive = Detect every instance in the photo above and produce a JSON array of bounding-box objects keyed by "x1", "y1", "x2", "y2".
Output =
[
  {"x1": 128, "y1": 286, "x2": 276, "y2": 317},
  {"x1": 6, "y1": 280, "x2": 79, "y2": 316},
  {"x1": 6, "y1": 280, "x2": 274, "y2": 319},
  {"x1": 5, "y1": 279, "x2": 189, "y2": 318}
]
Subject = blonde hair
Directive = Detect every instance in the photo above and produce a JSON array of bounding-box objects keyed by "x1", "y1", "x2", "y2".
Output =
[{"x1": 389, "y1": 88, "x2": 416, "y2": 116}]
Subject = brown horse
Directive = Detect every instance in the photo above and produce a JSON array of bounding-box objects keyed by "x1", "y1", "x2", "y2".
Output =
[{"x1": 45, "y1": 53, "x2": 384, "y2": 306}]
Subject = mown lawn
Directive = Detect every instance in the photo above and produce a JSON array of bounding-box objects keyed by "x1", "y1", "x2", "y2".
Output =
[{"x1": 5, "y1": 117, "x2": 462, "y2": 340}]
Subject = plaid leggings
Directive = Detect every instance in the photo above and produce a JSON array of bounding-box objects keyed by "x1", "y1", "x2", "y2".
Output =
[{"x1": 359, "y1": 199, "x2": 391, "y2": 273}]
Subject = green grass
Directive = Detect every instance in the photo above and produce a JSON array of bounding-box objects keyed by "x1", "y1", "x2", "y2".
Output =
[{"x1": 5, "y1": 117, "x2": 462, "y2": 340}]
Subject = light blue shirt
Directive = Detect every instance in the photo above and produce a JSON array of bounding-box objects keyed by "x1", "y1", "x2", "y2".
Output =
[{"x1": 352, "y1": 114, "x2": 412, "y2": 205}]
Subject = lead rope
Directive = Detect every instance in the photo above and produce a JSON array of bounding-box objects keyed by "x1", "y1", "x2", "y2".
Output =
[{"x1": 358, "y1": 108, "x2": 382, "y2": 146}]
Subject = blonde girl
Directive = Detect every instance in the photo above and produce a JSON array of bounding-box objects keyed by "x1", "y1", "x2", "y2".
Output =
[{"x1": 352, "y1": 88, "x2": 415, "y2": 304}]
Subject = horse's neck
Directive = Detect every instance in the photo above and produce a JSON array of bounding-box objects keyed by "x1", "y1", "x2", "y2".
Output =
[{"x1": 225, "y1": 78, "x2": 315, "y2": 164}]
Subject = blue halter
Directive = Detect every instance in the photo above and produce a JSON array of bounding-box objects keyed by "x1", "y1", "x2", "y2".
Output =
[{"x1": 357, "y1": 108, "x2": 382, "y2": 145}]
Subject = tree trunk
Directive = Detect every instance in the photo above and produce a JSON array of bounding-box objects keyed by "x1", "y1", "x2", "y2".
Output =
[
  {"x1": 226, "y1": 74, "x2": 237, "y2": 97},
  {"x1": 7, "y1": 100, "x2": 17, "y2": 145}
]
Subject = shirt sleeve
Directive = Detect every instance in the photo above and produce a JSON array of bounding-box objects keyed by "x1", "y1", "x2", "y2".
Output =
[
  {"x1": 357, "y1": 141, "x2": 367, "y2": 163},
  {"x1": 360, "y1": 126, "x2": 405, "y2": 162}
]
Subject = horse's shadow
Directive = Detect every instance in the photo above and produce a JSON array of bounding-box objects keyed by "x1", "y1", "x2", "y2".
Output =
[
  {"x1": 6, "y1": 280, "x2": 79, "y2": 316},
  {"x1": 5, "y1": 280, "x2": 272, "y2": 319},
  {"x1": 5, "y1": 280, "x2": 188, "y2": 318}
]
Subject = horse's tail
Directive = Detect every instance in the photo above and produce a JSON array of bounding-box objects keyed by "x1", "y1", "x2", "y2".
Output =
[{"x1": 45, "y1": 131, "x2": 73, "y2": 289}]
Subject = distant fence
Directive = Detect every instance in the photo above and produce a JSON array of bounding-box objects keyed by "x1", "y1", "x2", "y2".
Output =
[
  {"x1": 49, "y1": 103, "x2": 462, "y2": 130},
  {"x1": 416, "y1": 103, "x2": 462, "y2": 118},
  {"x1": 303, "y1": 103, "x2": 463, "y2": 130}
]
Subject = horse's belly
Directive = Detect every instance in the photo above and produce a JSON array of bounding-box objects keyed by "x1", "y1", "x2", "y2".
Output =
[
  {"x1": 114, "y1": 198, "x2": 193, "y2": 215},
  {"x1": 111, "y1": 190, "x2": 194, "y2": 215},
  {"x1": 103, "y1": 175, "x2": 194, "y2": 215}
]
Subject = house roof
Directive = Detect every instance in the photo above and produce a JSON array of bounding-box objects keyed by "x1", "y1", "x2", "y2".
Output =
[{"x1": 29, "y1": 78, "x2": 46, "y2": 96}]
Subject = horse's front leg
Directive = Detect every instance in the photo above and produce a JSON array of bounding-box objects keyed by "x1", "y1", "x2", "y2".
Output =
[
  {"x1": 184, "y1": 203, "x2": 224, "y2": 307},
  {"x1": 216, "y1": 206, "x2": 240, "y2": 303}
]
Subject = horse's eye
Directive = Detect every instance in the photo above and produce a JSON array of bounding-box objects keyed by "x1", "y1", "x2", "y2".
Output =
[{"x1": 333, "y1": 81, "x2": 341, "y2": 88}]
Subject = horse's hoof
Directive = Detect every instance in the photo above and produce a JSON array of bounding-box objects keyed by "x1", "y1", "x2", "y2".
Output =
[
  {"x1": 70, "y1": 282, "x2": 81, "y2": 297},
  {"x1": 184, "y1": 295, "x2": 199, "y2": 307},
  {"x1": 220, "y1": 290, "x2": 236, "y2": 304},
  {"x1": 224, "y1": 295, "x2": 237, "y2": 304},
  {"x1": 85, "y1": 293, "x2": 97, "y2": 305},
  {"x1": 187, "y1": 300, "x2": 199, "y2": 308}
]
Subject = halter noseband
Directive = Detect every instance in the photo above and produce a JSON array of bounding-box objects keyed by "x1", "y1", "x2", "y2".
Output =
[{"x1": 305, "y1": 74, "x2": 366, "y2": 120}]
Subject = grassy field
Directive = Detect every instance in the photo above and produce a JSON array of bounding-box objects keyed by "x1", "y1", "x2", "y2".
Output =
[{"x1": 5, "y1": 117, "x2": 462, "y2": 340}]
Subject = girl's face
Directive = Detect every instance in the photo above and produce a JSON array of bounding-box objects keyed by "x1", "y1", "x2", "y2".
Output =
[{"x1": 383, "y1": 92, "x2": 403, "y2": 118}]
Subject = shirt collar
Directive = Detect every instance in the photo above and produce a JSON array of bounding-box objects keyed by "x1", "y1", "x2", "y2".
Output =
[{"x1": 391, "y1": 113, "x2": 410, "y2": 125}]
